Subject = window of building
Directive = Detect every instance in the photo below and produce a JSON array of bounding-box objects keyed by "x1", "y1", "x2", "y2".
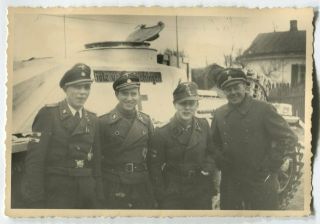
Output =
[{"x1": 291, "y1": 64, "x2": 305, "y2": 86}]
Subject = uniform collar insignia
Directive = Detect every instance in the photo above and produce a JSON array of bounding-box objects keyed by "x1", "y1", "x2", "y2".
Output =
[
  {"x1": 107, "y1": 108, "x2": 121, "y2": 124},
  {"x1": 195, "y1": 119, "x2": 201, "y2": 131},
  {"x1": 136, "y1": 111, "x2": 149, "y2": 125},
  {"x1": 137, "y1": 112, "x2": 143, "y2": 121},
  {"x1": 59, "y1": 100, "x2": 73, "y2": 120},
  {"x1": 171, "y1": 116, "x2": 202, "y2": 135}
]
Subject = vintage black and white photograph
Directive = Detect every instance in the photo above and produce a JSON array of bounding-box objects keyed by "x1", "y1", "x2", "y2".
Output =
[{"x1": 6, "y1": 7, "x2": 313, "y2": 216}]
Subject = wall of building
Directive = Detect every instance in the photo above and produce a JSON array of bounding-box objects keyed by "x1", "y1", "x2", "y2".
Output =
[{"x1": 244, "y1": 56, "x2": 305, "y2": 84}]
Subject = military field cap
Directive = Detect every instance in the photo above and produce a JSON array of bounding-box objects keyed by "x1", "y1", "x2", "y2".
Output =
[
  {"x1": 60, "y1": 63, "x2": 93, "y2": 88},
  {"x1": 173, "y1": 82, "x2": 200, "y2": 103},
  {"x1": 113, "y1": 72, "x2": 140, "y2": 91},
  {"x1": 217, "y1": 68, "x2": 248, "y2": 89}
]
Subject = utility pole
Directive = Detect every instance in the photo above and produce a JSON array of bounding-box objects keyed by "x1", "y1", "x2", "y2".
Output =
[
  {"x1": 63, "y1": 15, "x2": 67, "y2": 58},
  {"x1": 175, "y1": 16, "x2": 180, "y2": 68}
]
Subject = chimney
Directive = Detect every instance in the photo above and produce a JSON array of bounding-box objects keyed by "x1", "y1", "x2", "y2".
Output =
[{"x1": 290, "y1": 20, "x2": 298, "y2": 31}]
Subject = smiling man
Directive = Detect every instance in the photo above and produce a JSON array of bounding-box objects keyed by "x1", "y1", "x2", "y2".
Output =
[
  {"x1": 21, "y1": 63, "x2": 103, "y2": 209},
  {"x1": 148, "y1": 82, "x2": 217, "y2": 209},
  {"x1": 211, "y1": 68, "x2": 298, "y2": 210},
  {"x1": 99, "y1": 73, "x2": 156, "y2": 209}
]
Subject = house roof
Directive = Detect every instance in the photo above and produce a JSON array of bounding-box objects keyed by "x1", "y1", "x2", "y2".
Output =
[{"x1": 240, "y1": 30, "x2": 306, "y2": 59}]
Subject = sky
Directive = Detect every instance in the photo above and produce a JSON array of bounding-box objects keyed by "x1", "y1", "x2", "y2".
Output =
[{"x1": 13, "y1": 11, "x2": 311, "y2": 68}]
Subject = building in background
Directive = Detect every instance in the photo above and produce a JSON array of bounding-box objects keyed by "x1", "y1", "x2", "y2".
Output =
[{"x1": 238, "y1": 20, "x2": 306, "y2": 87}]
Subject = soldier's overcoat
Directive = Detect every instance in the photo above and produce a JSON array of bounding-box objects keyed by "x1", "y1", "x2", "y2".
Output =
[
  {"x1": 211, "y1": 95, "x2": 298, "y2": 209},
  {"x1": 149, "y1": 116, "x2": 217, "y2": 209}
]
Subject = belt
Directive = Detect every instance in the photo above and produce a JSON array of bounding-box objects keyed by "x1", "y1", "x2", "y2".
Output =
[{"x1": 104, "y1": 162, "x2": 148, "y2": 173}]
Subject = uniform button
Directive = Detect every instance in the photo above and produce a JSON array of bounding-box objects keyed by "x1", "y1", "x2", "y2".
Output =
[
  {"x1": 76, "y1": 146, "x2": 80, "y2": 150},
  {"x1": 115, "y1": 131, "x2": 120, "y2": 136},
  {"x1": 128, "y1": 203, "x2": 133, "y2": 208},
  {"x1": 142, "y1": 130, "x2": 146, "y2": 135}
]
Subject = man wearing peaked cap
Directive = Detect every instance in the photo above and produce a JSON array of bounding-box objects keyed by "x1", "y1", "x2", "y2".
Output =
[
  {"x1": 211, "y1": 68, "x2": 298, "y2": 210},
  {"x1": 60, "y1": 63, "x2": 93, "y2": 88},
  {"x1": 216, "y1": 68, "x2": 248, "y2": 89},
  {"x1": 148, "y1": 82, "x2": 218, "y2": 209},
  {"x1": 99, "y1": 72, "x2": 156, "y2": 209},
  {"x1": 112, "y1": 72, "x2": 140, "y2": 91},
  {"x1": 21, "y1": 63, "x2": 104, "y2": 209}
]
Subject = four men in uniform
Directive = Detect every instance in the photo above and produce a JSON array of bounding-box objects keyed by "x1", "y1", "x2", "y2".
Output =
[{"x1": 21, "y1": 64, "x2": 297, "y2": 210}]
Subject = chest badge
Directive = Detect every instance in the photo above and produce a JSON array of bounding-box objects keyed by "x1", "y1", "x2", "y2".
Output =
[{"x1": 75, "y1": 160, "x2": 84, "y2": 168}]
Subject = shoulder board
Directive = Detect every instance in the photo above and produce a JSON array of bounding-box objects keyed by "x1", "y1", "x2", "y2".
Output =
[
  {"x1": 45, "y1": 103, "x2": 58, "y2": 107},
  {"x1": 137, "y1": 111, "x2": 151, "y2": 119}
]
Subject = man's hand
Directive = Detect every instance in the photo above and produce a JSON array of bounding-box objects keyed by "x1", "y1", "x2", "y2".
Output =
[{"x1": 212, "y1": 193, "x2": 220, "y2": 210}]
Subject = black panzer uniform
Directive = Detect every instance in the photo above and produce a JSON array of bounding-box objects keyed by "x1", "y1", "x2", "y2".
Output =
[
  {"x1": 99, "y1": 105, "x2": 156, "y2": 209},
  {"x1": 21, "y1": 100, "x2": 103, "y2": 208}
]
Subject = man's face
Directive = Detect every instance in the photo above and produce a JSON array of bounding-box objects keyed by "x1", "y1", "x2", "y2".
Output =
[
  {"x1": 65, "y1": 83, "x2": 91, "y2": 110},
  {"x1": 116, "y1": 88, "x2": 140, "y2": 111},
  {"x1": 174, "y1": 100, "x2": 199, "y2": 121},
  {"x1": 223, "y1": 82, "x2": 246, "y2": 105}
]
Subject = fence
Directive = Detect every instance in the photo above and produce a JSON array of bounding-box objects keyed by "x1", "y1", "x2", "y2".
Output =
[{"x1": 268, "y1": 83, "x2": 305, "y2": 120}]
